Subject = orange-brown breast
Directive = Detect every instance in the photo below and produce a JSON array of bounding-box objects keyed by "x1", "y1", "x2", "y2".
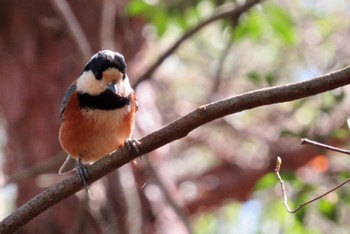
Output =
[
  {"x1": 59, "y1": 91, "x2": 137, "y2": 163},
  {"x1": 119, "y1": 91, "x2": 137, "y2": 143}
]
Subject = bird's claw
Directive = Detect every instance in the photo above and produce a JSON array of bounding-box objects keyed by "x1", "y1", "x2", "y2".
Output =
[
  {"x1": 124, "y1": 138, "x2": 141, "y2": 156},
  {"x1": 76, "y1": 158, "x2": 91, "y2": 191}
]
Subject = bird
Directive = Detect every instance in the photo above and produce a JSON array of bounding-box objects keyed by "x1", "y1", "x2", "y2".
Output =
[{"x1": 58, "y1": 50, "x2": 139, "y2": 185}]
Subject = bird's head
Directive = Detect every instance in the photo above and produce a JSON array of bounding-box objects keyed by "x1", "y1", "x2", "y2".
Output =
[{"x1": 76, "y1": 50, "x2": 131, "y2": 96}]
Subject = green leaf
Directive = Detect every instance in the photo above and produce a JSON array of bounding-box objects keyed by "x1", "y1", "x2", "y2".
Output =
[
  {"x1": 173, "y1": 14, "x2": 190, "y2": 30},
  {"x1": 330, "y1": 128, "x2": 348, "y2": 141},
  {"x1": 280, "y1": 171, "x2": 297, "y2": 181},
  {"x1": 233, "y1": 3, "x2": 297, "y2": 45},
  {"x1": 334, "y1": 89, "x2": 345, "y2": 102},
  {"x1": 254, "y1": 173, "x2": 277, "y2": 191},
  {"x1": 193, "y1": 213, "x2": 217, "y2": 234},
  {"x1": 295, "y1": 206, "x2": 307, "y2": 223},
  {"x1": 263, "y1": 4, "x2": 297, "y2": 45},
  {"x1": 247, "y1": 71, "x2": 261, "y2": 85},
  {"x1": 152, "y1": 9, "x2": 169, "y2": 36},
  {"x1": 233, "y1": 12, "x2": 264, "y2": 41},
  {"x1": 127, "y1": 0, "x2": 152, "y2": 16},
  {"x1": 318, "y1": 199, "x2": 337, "y2": 221},
  {"x1": 127, "y1": 0, "x2": 169, "y2": 36},
  {"x1": 265, "y1": 72, "x2": 276, "y2": 86}
]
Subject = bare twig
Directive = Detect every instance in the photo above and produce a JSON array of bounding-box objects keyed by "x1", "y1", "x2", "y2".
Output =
[
  {"x1": 301, "y1": 138, "x2": 350, "y2": 155},
  {"x1": 275, "y1": 156, "x2": 350, "y2": 213},
  {"x1": 50, "y1": 0, "x2": 92, "y2": 61},
  {"x1": 3, "y1": 152, "x2": 65, "y2": 186},
  {"x1": 1, "y1": 65, "x2": 350, "y2": 233},
  {"x1": 133, "y1": 0, "x2": 262, "y2": 87},
  {"x1": 211, "y1": 29, "x2": 235, "y2": 99}
]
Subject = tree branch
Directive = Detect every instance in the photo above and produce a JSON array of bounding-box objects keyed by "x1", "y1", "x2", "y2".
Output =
[
  {"x1": 3, "y1": 152, "x2": 65, "y2": 186},
  {"x1": 50, "y1": 0, "x2": 92, "y2": 61},
  {"x1": 301, "y1": 138, "x2": 350, "y2": 155},
  {"x1": 133, "y1": 0, "x2": 262, "y2": 87},
  {"x1": 276, "y1": 138, "x2": 350, "y2": 213},
  {"x1": 1, "y1": 65, "x2": 350, "y2": 233},
  {"x1": 210, "y1": 29, "x2": 235, "y2": 99}
]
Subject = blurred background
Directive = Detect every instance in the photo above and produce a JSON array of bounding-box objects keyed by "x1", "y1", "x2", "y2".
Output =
[{"x1": 1, "y1": 0, "x2": 350, "y2": 233}]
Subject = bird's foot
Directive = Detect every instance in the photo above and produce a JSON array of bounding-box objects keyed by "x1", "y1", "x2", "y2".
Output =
[
  {"x1": 76, "y1": 158, "x2": 91, "y2": 192},
  {"x1": 124, "y1": 138, "x2": 141, "y2": 158}
]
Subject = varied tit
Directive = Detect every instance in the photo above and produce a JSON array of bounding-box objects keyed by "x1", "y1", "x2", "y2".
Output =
[{"x1": 58, "y1": 50, "x2": 139, "y2": 184}]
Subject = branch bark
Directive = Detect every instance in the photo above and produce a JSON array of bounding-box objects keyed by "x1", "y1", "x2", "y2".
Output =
[
  {"x1": 133, "y1": 0, "x2": 262, "y2": 87},
  {"x1": 1, "y1": 65, "x2": 350, "y2": 233}
]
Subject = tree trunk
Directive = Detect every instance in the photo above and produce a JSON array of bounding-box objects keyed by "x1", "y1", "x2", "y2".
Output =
[{"x1": 0, "y1": 0, "x2": 144, "y2": 232}]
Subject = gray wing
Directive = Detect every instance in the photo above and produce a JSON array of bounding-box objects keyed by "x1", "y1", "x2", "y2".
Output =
[{"x1": 60, "y1": 83, "x2": 77, "y2": 121}]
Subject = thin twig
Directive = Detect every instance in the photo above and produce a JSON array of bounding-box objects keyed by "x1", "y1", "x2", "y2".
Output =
[
  {"x1": 211, "y1": 29, "x2": 235, "y2": 100},
  {"x1": 133, "y1": 0, "x2": 262, "y2": 87},
  {"x1": 50, "y1": 0, "x2": 92, "y2": 61},
  {"x1": 1, "y1": 65, "x2": 350, "y2": 233},
  {"x1": 3, "y1": 152, "x2": 65, "y2": 186},
  {"x1": 275, "y1": 156, "x2": 350, "y2": 213},
  {"x1": 301, "y1": 138, "x2": 350, "y2": 155}
]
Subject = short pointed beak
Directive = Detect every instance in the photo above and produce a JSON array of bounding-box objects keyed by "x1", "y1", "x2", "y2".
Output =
[{"x1": 107, "y1": 83, "x2": 118, "y2": 93}]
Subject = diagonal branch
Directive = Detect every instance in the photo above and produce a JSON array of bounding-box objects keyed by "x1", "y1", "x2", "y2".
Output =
[
  {"x1": 133, "y1": 0, "x2": 262, "y2": 87},
  {"x1": 50, "y1": 0, "x2": 92, "y2": 61},
  {"x1": 210, "y1": 29, "x2": 235, "y2": 99},
  {"x1": 301, "y1": 138, "x2": 350, "y2": 155},
  {"x1": 1, "y1": 65, "x2": 350, "y2": 233}
]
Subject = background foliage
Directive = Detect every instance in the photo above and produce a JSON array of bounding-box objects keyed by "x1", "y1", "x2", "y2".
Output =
[{"x1": 1, "y1": 0, "x2": 350, "y2": 233}]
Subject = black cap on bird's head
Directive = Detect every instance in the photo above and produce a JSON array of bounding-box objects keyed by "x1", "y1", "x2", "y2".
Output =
[
  {"x1": 83, "y1": 50, "x2": 126, "y2": 80},
  {"x1": 76, "y1": 50, "x2": 131, "y2": 96}
]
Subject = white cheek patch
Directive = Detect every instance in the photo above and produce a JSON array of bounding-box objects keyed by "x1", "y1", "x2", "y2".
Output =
[
  {"x1": 77, "y1": 69, "x2": 132, "y2": 98},
  {"x1": 118, "y1": 75, "x2": 133, "y2": 97},
  {"x1": 76, "y1": 71, "x2": 106, "y2": 95}
]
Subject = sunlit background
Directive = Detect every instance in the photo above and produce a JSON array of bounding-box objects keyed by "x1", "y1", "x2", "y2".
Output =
[{"x1": 1, "y1": 0, "x2": 350, "y2": 233}]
